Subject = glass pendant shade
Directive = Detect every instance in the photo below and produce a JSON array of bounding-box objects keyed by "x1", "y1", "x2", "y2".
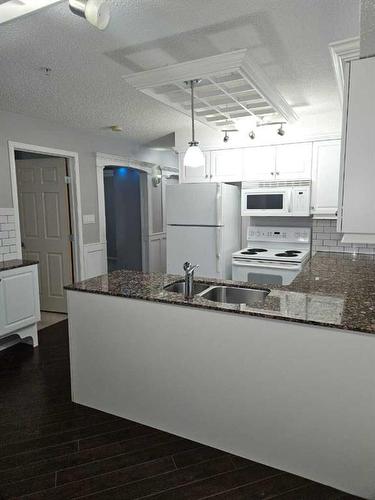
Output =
[{"x1": 183, "y1": 143, "x2": 205, "y2": 168}]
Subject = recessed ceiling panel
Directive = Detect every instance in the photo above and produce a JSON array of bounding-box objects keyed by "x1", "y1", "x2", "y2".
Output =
[{"x1": 123, "y1": 49, "x2": 298, "y2": 130}]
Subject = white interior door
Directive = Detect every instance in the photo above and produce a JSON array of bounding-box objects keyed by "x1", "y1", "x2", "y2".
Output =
[{"x1": 16, "y1": 157, "x2": 73, "y2": 313}]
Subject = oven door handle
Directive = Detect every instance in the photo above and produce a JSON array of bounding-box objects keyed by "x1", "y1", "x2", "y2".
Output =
[{"x1": 232, "y1": 260, "x2": 300, "y2": 270}]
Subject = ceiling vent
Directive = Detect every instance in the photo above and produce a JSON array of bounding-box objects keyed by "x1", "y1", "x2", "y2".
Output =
[{"x1": 123, "y1": 49, "x2": 298, "y2": 130}]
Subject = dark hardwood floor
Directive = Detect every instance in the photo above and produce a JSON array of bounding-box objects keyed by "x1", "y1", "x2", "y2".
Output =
[{"x1": 0, "y1": 320, "x2": 361, "y2": 499}]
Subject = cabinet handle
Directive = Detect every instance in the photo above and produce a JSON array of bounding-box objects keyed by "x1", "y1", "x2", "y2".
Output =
[
  {"x1": 210, "y1": 174, "x2": 213, "y2": 178},
  {"x1": 270, "y1": 172, "x2": 274, "y2": 176},
  {"x1": 205, "y1": 174, "x2": 208, "y2": 178}
]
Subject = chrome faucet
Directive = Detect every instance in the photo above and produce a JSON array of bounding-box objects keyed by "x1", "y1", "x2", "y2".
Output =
[{"x1": 183, "y1": 262, "x2": 199, "y2": 299}]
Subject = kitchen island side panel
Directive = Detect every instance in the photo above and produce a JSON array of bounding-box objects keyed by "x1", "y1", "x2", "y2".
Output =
[{"x1": 67, "y1": 290, "x2": 375, "y2": 499}]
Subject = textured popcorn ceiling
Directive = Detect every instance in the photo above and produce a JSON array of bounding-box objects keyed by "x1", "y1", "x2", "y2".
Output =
[{"x1": 0, "y1": 0, "x2": 360, "y2": 143}]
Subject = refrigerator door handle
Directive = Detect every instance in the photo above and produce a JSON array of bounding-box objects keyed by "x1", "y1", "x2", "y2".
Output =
[
  {"x1": 216, "y1": 227, "x2": 222, "y2": 274},
  {"x1": 216, "y1": 184, "x2": 223, "y2": 226}
]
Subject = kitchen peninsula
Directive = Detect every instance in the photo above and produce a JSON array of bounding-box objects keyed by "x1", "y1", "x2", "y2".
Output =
[{"x1": 66, "y1": 252, "x2": 375, "y2": 499}]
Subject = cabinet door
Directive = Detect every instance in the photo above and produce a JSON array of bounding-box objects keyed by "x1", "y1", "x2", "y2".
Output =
[
  {"x1": 243, "y1": 146, "x2": 276, "y2": 181},
  {"x1": 275, "y1": 143, "x2": 312, "y2": 180},
  {"x1": 210, "y1": 149, "x2": 243, "y2": 182},
  {"x1": 179, "y1": 151, "x2": 210, "y2": 183},
  {"x1": 311, "y1": 140, "x2": 341, "y2": 217},
  {"x1": 0, "y1": 265, "x2": 40, "y2": 336},
  {"x1": 341, "y1": 58, "x2": 375, "y2": 234}
]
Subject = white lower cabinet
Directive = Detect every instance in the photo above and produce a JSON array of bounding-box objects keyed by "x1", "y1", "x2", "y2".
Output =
[
  {"x1": 311, "y1": 140, "x2": 341, "y2": 217},
  {"x1": 0, "y1": 264, "x2": 40, "y2": 346}
]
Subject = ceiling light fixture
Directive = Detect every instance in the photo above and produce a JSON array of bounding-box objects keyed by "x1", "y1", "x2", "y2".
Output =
[
  {"x1": 222, "y1": 129, "x2": 238, "y2": 143},
  {"x1": 277, "y1": 123, "x2": 285, "y2": 136},
  {"x1": 69, "y1": 0, "x2": 110, "y2": 30},
  {"x1": 249, "y1": 131, "x2": 256, "y2": 140},
  {"x1": 256, "y1": 121, "x2": 287, "y2": 136},
  {"x1": 183, "y1": 79, "x2": 205, "y2": 169}
]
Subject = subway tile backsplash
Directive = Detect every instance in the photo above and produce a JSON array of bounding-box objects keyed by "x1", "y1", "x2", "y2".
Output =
[
  {"x1": 0, "y1": 208, "x2": 18, "y2": 262},
  {"x1": 312, "y1": 219, "x2": 375, "y2": 254}
]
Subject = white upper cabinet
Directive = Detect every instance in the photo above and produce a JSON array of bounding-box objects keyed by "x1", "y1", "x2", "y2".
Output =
[
  {"x1": 210, "y1": 149, "x2": 243, "y2": 182},
  {"x1": 242, "y1": 146, "x2": 276, "y2": 181},
  {"x1": 339, "y1": 58, "x2": 375, "y2": 235},
  {"x1": 180, "y1": 151, "x2": 211, "y2": 183},
  {"x1": 311, "y1": 140, "x2": 341, "y2": 217},
  {"x1": 275, "y1": 143, "x2": 312, "y2": 180}
]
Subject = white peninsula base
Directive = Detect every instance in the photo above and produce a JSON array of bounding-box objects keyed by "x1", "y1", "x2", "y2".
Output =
[{"x1": 67, "y1": 290, "x2": 375, "y2": 499}]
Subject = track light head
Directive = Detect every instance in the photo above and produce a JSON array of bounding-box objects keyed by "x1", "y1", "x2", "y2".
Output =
[
  {"x1": 223, "y1": 132, "x2": 229, "y2": 143},
  {"x1": 69, "y1": 0, "x2": 110, "y2": 30},
  {"x1": 277, "y1": 124, "x2": 285, "y2": 136},
  {"x1": 249, "y1": 130, "x2": 256, "y2": 140}
]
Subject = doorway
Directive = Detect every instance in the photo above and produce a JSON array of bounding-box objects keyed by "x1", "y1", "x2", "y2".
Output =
[
  {"x1": 15, "y1": 151, "x2": 74, "y2": 313},
  {"x1": 103, "y1": 166, "x2": 143, "y2": 273}
]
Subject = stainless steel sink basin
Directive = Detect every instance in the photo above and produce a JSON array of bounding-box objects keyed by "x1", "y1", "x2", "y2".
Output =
[
  {"x1": 200, "y1": 286, "x2": 269, "y2": 306},
  {"x1": 164, "y1": 281, "x2": 210, "y2": 295}
]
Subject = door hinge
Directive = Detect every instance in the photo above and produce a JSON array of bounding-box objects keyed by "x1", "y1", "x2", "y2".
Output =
[
  {"x1": 68, "y1": 234, "x2": 74, "y2": 242},
  {"x1": 64, "y1": 176, "x2": 72, "y2": 184}
]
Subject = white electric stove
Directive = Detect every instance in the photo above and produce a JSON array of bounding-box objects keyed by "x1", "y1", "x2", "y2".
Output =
[{"x1": 232, "y1": 226, "x2": 311, "y2": 285}]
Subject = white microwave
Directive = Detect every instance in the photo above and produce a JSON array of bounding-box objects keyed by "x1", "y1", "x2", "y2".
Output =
[{"x1": 241, "y1": 182, "x2": 311, "y2": 217}]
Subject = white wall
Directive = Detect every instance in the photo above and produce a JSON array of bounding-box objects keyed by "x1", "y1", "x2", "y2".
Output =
[
  {"x1": 360, "y1": 0, "x2": 375, "y2": 58},
  {"x1": 0, "y1": 109, "x2": 177, "y2": 244}
]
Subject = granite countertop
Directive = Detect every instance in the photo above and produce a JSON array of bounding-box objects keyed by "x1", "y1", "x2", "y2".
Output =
[
  {"x1": 0, "y1": 259, "x2": 39, "y2": 272},
  {"x1": 65, "y1": 252, "x2": 375, "y2": 336}
]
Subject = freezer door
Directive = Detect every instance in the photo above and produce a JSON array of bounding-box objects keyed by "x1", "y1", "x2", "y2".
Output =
[
  {"x1": 166, "y1": 183, "x2": 222, "y2": 226},
  {"x1": 166, "y1": 225, "x2": 223, "y2": 279}
]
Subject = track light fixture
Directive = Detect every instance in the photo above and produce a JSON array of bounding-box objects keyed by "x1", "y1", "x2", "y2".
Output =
[
  {"x1": 277, "y1": 123, "x2": 285, "y2": 136},
  {"x1": 222, "y1": 129, "x2": 238, "y2": 143},
  {"x1": 69, "y1": 0, "x2": 110, "y2": 30},
  {"x1": 249, "y1": 130, "x2": 256, "y2": 140},
  {"x1": 256, "y1": 121, "x2": 287, "y2": 137}
]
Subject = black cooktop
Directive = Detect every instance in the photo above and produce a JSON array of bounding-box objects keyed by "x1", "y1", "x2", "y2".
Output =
[{"x1": 241, "y1": 248, "x2": 268, "y2": 255}]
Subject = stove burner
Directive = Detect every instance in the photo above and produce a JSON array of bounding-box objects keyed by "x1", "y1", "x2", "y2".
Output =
[
  {"x1": 275, "y1": 252, "x2": 299, "y2": 257},
  {"x1": 285, "y1": 250, "x2": 302, "y2": 254},
  {"x1": 241, "y1": 248, "x2": 268, "y2": 255}
]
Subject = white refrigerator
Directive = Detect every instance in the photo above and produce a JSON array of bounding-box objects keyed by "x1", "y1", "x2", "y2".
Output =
[{"x1": 166, "y1": 183, "x2": 240, "y2": 279}]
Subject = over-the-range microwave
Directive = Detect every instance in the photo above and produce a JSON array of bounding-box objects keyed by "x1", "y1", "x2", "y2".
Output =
[{"x1": 241, "y1": 181, "x2": 311, "y2": 217}]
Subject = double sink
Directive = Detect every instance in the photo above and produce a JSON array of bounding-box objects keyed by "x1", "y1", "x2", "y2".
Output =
[{"x1": 164, "y1": 281, "x2": 270, "y2": 307}]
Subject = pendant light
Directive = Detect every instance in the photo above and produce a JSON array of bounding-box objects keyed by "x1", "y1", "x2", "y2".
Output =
[{"x1": 183, "y1": 80, "x2": 205, "y2": 169}]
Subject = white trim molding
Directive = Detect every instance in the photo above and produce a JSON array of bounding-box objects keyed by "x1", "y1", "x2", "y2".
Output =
[
  {"x1": 7, "y1": 141, "x2": 85, "y2": 281},
  {"x1": 329, "y1": 37, "x2": 360, "y2": 105},
  {"x1": 83, "y1": 243, "x2": 107, "y2": 279}
]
